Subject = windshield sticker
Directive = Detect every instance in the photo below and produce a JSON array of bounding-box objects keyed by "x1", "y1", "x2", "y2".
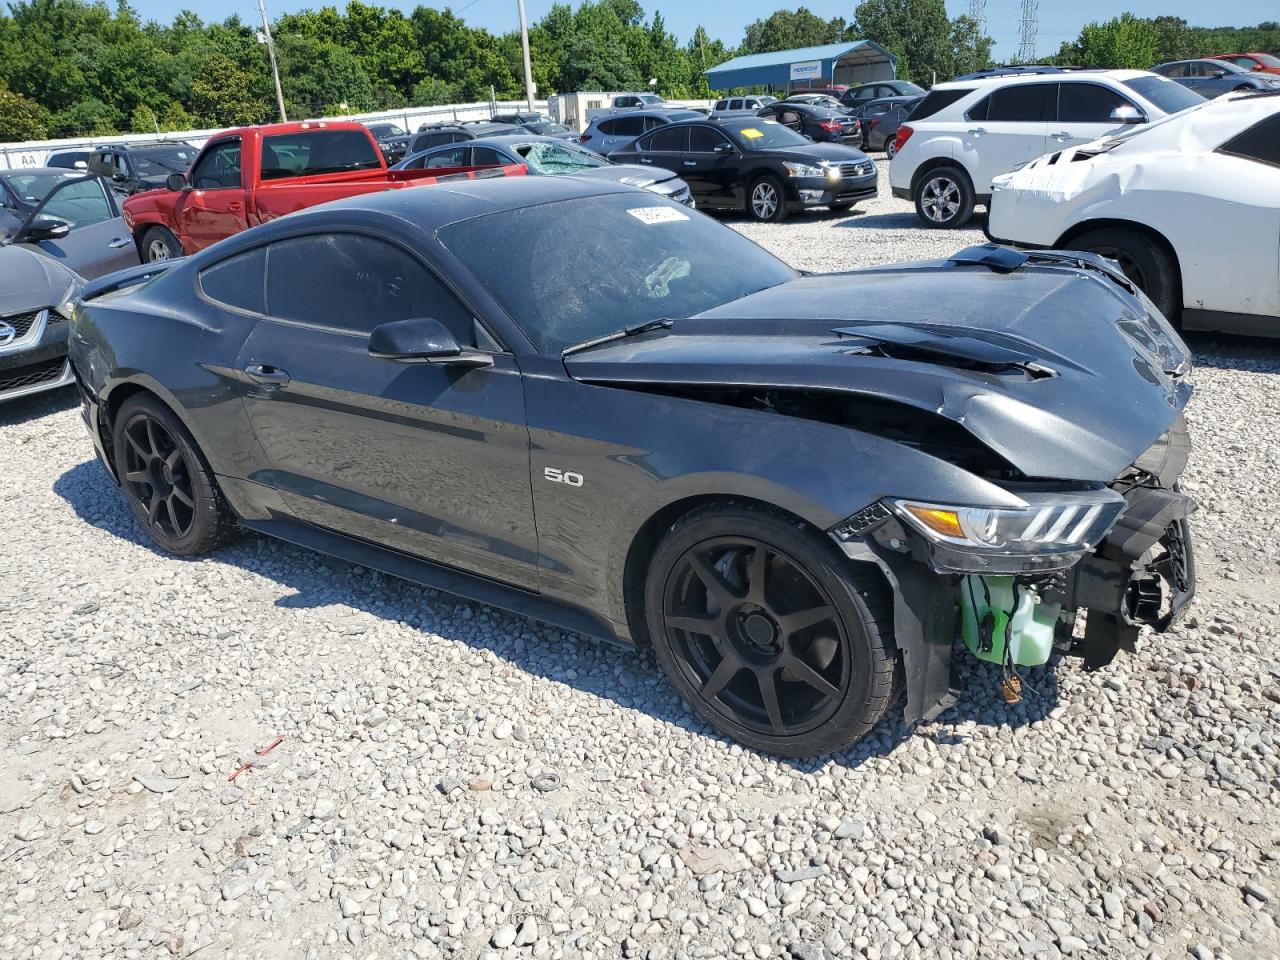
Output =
[
  {"x1": 627, "y1": 207, "x2": 690, "y2": 225},
  {"x1": 739, "y1": 127, "x2": 765, "y2": 139}
]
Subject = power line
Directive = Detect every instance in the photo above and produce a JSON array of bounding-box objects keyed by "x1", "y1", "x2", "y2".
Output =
[{"x1": 1018, "y1": 0, "x2": 1039, "y2": 62}]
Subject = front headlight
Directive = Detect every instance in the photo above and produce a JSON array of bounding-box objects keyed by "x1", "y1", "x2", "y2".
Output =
[
  {"x1": 783, "y1": 160, "x2": 826, "y2": 178},
  {"x1": 890, "y1": 490, "x2": 1126, "y2": 572}
]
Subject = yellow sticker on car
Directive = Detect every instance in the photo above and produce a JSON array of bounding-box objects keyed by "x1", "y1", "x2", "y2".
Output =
[{"x1": 740, "y1": 128, "x2": 764, "y2": 140}]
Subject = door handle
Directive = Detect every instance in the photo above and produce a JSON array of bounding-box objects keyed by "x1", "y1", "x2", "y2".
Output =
[
  {"x1": 108, "y1": 238, "x2": 131, "y2": 248},
  {"x1": 244, "y1": 363, "x2": 290, "y2": 386},
  {"x1": 967, "y1": 127, "x2": 987, "y2": 136},
  {"x1": 639, "y1": 158, "x2": 652, "y2": 163},
  {"x1": 683, "y1": 161, "x2": 697, "y2": 166},
  {"x1": 1050, "y1": 131, "x2": 1072, "y2": 140},
  {"x1": 229, "y1": 200, "x2": 244, "y2": 212}
]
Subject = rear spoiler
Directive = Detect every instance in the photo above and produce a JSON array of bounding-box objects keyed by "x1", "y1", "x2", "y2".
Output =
[{"x1": 82, "y1": 258, "x2": 183, "y2": 302}]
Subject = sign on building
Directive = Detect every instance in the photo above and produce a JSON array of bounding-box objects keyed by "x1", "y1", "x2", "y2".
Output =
[{"x1": 788, "y1": 60, "x2": 822, "y2": 82}]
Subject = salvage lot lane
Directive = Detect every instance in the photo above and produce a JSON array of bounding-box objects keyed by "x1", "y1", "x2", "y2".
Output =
[{"x1": 2, "y1": 160, "x2": 1278, "y2": 960}]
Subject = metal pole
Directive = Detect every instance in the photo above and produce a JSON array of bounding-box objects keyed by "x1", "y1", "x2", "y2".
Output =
[
  {"x1": 516, "y1": 0, "x2": 536, "y2": 112},
  {"x1": 257, "y1": 0, "x2": 288, "y2": 122}
]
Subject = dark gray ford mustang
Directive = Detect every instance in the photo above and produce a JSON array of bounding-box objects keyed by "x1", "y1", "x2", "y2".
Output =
[{"x1": 68, "y1": 177, "x2": 1196, "y2": 757}]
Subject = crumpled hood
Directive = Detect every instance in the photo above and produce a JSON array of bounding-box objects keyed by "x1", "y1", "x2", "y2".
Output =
[
  {"x1": 571, "y1": 164, "x2": 678, "y2": 188},
  {"x1": 0, "y1": 244, "x2": 82, "y2": 315},
  {"x1": 565, "y1": 255, "x2": 1192, "y2": 483}
]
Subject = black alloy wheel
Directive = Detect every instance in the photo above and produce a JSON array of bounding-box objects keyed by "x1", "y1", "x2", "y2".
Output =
[
  {"x1": 112, "y1": 395, "x2": 237, "y2": 555},
  {"x1": 645, "y1": 504, "x2": 897, "y2": 757}
]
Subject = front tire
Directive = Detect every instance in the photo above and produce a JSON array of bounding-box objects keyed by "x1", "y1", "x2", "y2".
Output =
[
  {"x1": 746, "y1": 175, "x2": 788, "y2": 222},
  {"x1": 141, "y1": 226, "x2": 183, "y2": 262},
  {"x1": 644, "y1": 503, "x2": 897, "y2": 758},
  {"x1": 1068, "y1": 227, "x2": 1180, "y2": 322},
  {"x1": 913, "y1": 165, "x2": 974, "y2": 228},
  {"x1": 112, "y1": 395, "x2": 237, "y2": 555}
]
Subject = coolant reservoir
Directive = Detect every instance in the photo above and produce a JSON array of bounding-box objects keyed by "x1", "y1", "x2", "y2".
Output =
[{"x1": 960, "y1": 575, "x2": 1061, "y2": 667}]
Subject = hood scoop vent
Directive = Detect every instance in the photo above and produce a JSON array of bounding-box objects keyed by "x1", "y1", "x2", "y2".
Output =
[{"x1": 832, "y1": 323, "x2": 1057, "y2": 380}]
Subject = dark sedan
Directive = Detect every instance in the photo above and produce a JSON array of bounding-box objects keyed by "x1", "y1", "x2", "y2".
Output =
[
  {"x1": 608, "y1": 118, "x2": 876, "y2": 221},
  {"x1": 758, "y1": 100, "x2": 861, "y2": 145},
  {"x1": 1, "y1": 167, "x2": 81, "y2": 240},
  {"x1": 69, "y1": 177, "x2": 1196, "y2": 756},
  {"x1": 847, "y1": 96, "x2": 923, "y2": 154},
  {"x1": 393, "y1": 135, "x2": 692, "y2": 206}
]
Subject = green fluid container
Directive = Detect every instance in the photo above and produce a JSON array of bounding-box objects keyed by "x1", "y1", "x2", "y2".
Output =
[{"x1": 960, "y1": 575, "x2": 1061, "y2": 667}]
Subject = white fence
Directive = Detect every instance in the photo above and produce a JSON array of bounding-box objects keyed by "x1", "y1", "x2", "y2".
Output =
[{"x1": 0, "y1": 100, "x2": 552, "y2": 169}]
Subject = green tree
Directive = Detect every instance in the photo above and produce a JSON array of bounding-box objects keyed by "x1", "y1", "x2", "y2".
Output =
[
  {"x1": 741, "y1": 8, "x2": 841, "y2": 55},
  {"x1": 852, "y1": 0, "x2": 987, "y2": 84},
  {"x1": 1064, "y1": 14, "x2": 1159, "y2": 70},
  {"x1": 189, "y1": 52, "x2": 264, "y2": 126},
  {"x1": 0, "y1": 86, "x2": 49, "y2": 142}
]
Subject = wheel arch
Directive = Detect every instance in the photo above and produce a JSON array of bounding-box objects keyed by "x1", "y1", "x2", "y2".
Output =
[
  {"x1": 1055, "y1": 218, "x2": 1183, "y2": 301},
  {"x1": 909, "y1": 155, "x2": 974, "y2": 195},
  {"x1": 98, "y1": 377, "x2": 208, "y2": 482}
]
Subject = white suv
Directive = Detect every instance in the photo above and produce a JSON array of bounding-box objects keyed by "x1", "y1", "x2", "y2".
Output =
[{"x1": 889, "y1": 69, "x2": 1205, "y2": 227}]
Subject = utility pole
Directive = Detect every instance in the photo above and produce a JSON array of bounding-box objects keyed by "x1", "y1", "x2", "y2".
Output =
[
  {"x1": 966, "y1": 0, "x2": 987, "y2": 73},
  {"x1": 516, "y1": 0, "x2": 536, "y2": 112},
  {"x1": 257, "y1": 0, "x2": 288, "y2": 123},
  {"x1": 1018, "y1": 0, "x2": 1039, "y2": 64}
]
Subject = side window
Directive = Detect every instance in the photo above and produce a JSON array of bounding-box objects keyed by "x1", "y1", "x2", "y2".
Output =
[
  {"x1": 855, "y1": 87, "x2": 874, "y2": 100},
  {"x1": 114, "y1": 154, "x2": 130, "y2": 177},
  {"x1": 470, "y1": 147, "x2": 507, "y2": 167},
  {"x1": 688, "y1": 126, "x2": 729, "y2": 152},
  {"x1": 867, "y1": 103, "x2": 890, "y2": 117},
  {"x1": 33, "y1": 177, "x2": 113, "y2": 229},
  {"x1": 1058, "y1": 83, "x2": 1135, "y2": 123},
  {"x1": 613, "y1": 116, "x2": 645, "y2": 136},
  {"x1": 425, "y1": 146, "x2": 470, "y2": 168},
  {"x1": 714, "y1": 100, "x2": 728, "y2": 111},
  {"x1": 985, "y1": 84, "x2": 1052, "y2": 122},
  {"x1": 87, "y1": 152, "x2": 112, "y2": 177},
  {"x1": 1219, "y1": 115, "x2": 1280, "y2": 168},
  {"x1": 728, "y1": 99, "x2": 742, "y2": 110},
  {"x1": 596, "y1": 119, "x2": 617, "y2": 135},
  {"x1": 778, "y1": 109, "x2": 801, "y2": 125},
  {"x1": 265, "y1": 233, "x2": 474, "y2": 343},
  {"x1": 1231, "y1": 57, "x2": 1255, "y2": 70},
  {"x1": 261, "y1": 130, "x2": 381, "y2": 180},
  {"x1": 190, "y1": 139, "x2": 242, "y2": 190},
  {"x1": 199, "y1": 247, "x2": 267, "y2": 314},
  {"x1": 647, "y1": 125, "x2": 688, "y2": 151},
  {"x1": 1157, "y1": 63, "x2": 1183, "y2": 78}
]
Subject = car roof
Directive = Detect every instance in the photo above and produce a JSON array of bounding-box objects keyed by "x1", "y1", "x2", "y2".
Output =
[
  {"x1": 588, "y1": 109, "x2": 701, "y2": 125},
  {"x1": 934, "y1": 68, "x2": 1151, "y2": 90},
  {"x1": 0, "y1": 166, "x2": 76, "y2": 177}
]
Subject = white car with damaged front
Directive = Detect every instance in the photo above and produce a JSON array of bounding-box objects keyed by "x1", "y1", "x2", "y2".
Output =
[{"x1": 986, "y1": 92, "x2": 1280, "y2": 334}]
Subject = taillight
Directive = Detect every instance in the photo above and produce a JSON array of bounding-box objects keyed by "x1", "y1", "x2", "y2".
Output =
[
  {"x1": 818, "y1": 119, "x2": 841, "y2": 132},
  {"x1": 893, "y1": 125, "x2": 913, "y2": 153}
]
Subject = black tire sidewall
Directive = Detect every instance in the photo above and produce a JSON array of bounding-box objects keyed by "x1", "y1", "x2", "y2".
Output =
[
  {"x1": 746, "y1": 175, "x2": 788, "y2": 222},
  {"x1": 913, "y1": 165, "x2": 974, "y2": 229},
  {"x1": 1071, "y1": 227, "x2": 1178, "y2": 321},
  {"x1": 111, "y1": 396, "x2": 227, "y2": 555},
  {"x1": 643, "y1": 505, "x2": 894, "y2": 757},
  {"x1": 142, "y1": 226, "x2": 182, "y2": 262}
]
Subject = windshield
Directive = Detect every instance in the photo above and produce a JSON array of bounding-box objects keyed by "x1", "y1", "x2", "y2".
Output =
[
  {"x1": 1123, "y1": 76, "x2": 1205, "y2": 115},
  {"x1": 639, "y1": 94, "x2": 665, "y2": 105},
  {"x1": 0, "y1": 170, "x2": 79, "y2": 204},
  {"x1": 1252, "y1": 54, "x2": 1280, "y2": 67},
  {"x1": 438, "y1": 194, "x2": 797, "y2": 353},
  {"x1": 514, "y1": 141, "x2": 607, "y2": 174},
  {"x1": 527, "y1": 121, "x2": 572, "y2": 136},
  {"x1": 369, "y1": 124, "x2": 406, "y2": 137},
  {"x1": 133, "y1": 146, "x2": 198, "y2": 177},
  {"x1": 727, "y1": 121, "x2": 811, "y2": 150}
]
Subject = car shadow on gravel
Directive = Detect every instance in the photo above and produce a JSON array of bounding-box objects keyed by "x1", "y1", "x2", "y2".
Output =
[
  {"x1": 1183, "y1": 332, "x2": 1280, "y2": 372},
  {"x1": 54, "y1": 457, "x2": 1062, "y2": 771},
  {"x1": 0, "y1": 384, "x2": 76, "y2": 427}
]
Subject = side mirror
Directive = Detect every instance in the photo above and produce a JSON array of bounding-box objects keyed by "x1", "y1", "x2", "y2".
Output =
[
  {"x1": 111, "y1": 172, "x2": 127, "y2": 182},
  {"x1": 1109, "y1": 105, "x2": 1145, "y2": 124},
  {"x1": 1212, "y1": 69, "x2": 1227, "y2": 79},
  {"x1": 713, "y1": 142, "x2": 734, "y2": 154},
  {"x1": 21, "y1": 217, "x2": 71, "y2": 242},
  {"x1": 166, "y1": 173, "x2": 187, "y2": 191},
  {"x1": 368, "y1": 317, "x2": 492, "y2": 367}
]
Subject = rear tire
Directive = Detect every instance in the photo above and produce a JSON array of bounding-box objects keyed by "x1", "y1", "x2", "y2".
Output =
[
  {"x1": 112, "y1": 395, "x2": 237, "y2": 555},
  {"x1": 1068, "y1": 227, "x2": 1180, "y2": 322},
  {"x1": 644, "y1": 502, "x2": 897, "y2": 757},
  {"x1": 746, "y1": 175, "x2": 788, "y2": 222},
  {"x1": 885, "y1": 138, "x2": 897, "y2": 159},
  {"x1": 141, "y1": 226, "x2": 182, "y2": 262},
  {"x1": 913, "y1": 165, "x2": 974, "y2": 228}
]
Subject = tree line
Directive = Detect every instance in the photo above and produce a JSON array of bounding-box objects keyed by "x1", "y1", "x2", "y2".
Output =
[{"x1": 0, "y1": 1, "x2": 1275, "y2": 144}]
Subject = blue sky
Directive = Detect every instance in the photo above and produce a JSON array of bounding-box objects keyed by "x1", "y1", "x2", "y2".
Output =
[{"x1": 130, "y1": 1, "x2": 1278, "y2": 62}]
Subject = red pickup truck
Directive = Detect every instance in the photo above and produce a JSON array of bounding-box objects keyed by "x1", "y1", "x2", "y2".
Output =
[{"x1": 122, "y1": 120, "x2": 524, "y2": 262}]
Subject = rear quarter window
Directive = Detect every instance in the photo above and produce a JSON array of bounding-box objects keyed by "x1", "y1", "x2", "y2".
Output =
[
  {"x1": 1218, "y1": 115, "x2": 1280, "y2": 168},
  {"x1": 908, "y1": 88, "x2": 974, "y2": 120},
  {"x1": 199, "y1": 247, "x2": 267, "y2": 314}
]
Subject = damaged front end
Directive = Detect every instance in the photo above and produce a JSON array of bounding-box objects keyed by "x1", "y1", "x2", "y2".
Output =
[{"x1": 832, "y1": 416, "x2": 1196, "y2": 723}]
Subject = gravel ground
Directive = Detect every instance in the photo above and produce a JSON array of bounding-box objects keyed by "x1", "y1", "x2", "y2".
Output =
[{"x1": 2, "y1": 159, "x2": 1278, "y2": 960}]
